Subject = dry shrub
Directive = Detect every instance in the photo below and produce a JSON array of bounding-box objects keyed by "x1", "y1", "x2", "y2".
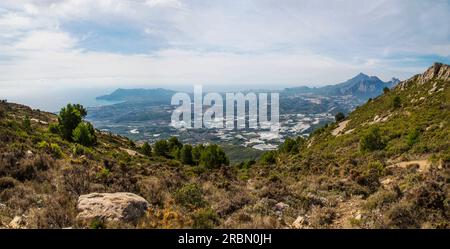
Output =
[
  {"x1": 62, "y1": 165, "x2": 91, "y2": 196},
  {"x1": 309, "y1": 206, "x2": 336, "y2": 228},
  {"x1": 192, "y1": 208, "x2": 219, "y2": 229},
  {"x1": 138, "y1": 206, "x2": 190, "y2": 228},
  {"x1": 364, "y1": 190, "x2": 399, "y2": 210},
  {"x1": 0, "y1": 185, "x2": 39, "y2": 214},
  {"x1": 35, "y1": 193, "x2": 77, "y2": 228},
  {"x1": 384, "y1": 202, "x2": 418, "y2": 228},
  {"x1": 0, "y1": 176, "x2": 18, "y2": 191},
  {"x1": 0, "y1": 152, "x2": 53, "y2": 182},
  {"x1": 137, "y1": 177, "x2": 166, "y2": 207},
  {"x1": 408, "y1": 181, "x2": 446, "y2": 210},
  {"x1": 217, "y1": 191, "x2": 252, "y2": 217}
]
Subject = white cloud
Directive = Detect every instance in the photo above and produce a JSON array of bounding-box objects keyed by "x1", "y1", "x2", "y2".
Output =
[
  {"x1": 0, "y1": 0, "x2": 448, "y2": 93},
  {"x1": 14, "y1": 30, "x2": 77, "y2": 51},
  {"x1": 144, "y1": 0, "x2": 183, "y2": 9}
]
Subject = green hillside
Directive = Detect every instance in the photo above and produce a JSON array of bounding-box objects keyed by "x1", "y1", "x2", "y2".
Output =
[
  {"x1": 261, "y1": 62, "x2": 449, "y2": 228},
  {"x1": 0, "y1": 63, "x2": 448, "y2": 229}
]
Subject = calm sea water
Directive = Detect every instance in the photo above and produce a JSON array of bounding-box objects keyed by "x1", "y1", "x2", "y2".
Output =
[
  {"x1": 0, "y1": 84, "x2": 287, "y2": 113},
  {"x1": 1, "y1": 86, "x2": 120, "y2": 113}
]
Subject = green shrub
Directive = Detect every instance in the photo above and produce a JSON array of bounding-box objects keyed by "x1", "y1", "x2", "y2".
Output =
[
  {"x1": 279, "y1": 137, "x2": 305, "y2": 154},
  {"x1": 58, "y1": 104, "x2": 85, "y2": 141},
  {"x1": 364, "y1": 190, "x2": 398, "y2": 210},
  {"x1": 168, "y1": 137, "x2": 182, "y2": 152},
  {"x1": 50, "y1": 143, "x2": 63, "y2": 159},
  {"x1": 38, "y1": 141, "x2": 49, "y2": 150},
  {"x1": 335, "y1": 112, "x2": 345, "y2": 122},
  {"x1": 192, "y1": 208, "x2": 219, "y2": 229},
  {"x1": 48, "y1": 123, "x2": 60, "y2": 134},
  {"x1": 406, "y1": 128, "x2": 420, "y2": 147},
  {"x1": 175, "y1": 183, "x2": 205, "y2": 209},
  {"x1": 140, "y1": 142, "x2": 152, "y2": 157},
  {"x1": 72, "y1": 144, "x2": 85, "y2": 156},
  {"x1": 72, "y1": 122, "x2": 96, "y2": 146},
  {"x1": 260, "y1": 151, "x2": 276, "y2": 165},
  {"x1": 392, "y1": 96, "x2": 401, "y2": 108},
  {"x1": 356, "y1": 162, "x2": 385, "y2": 194},
  {"x1": 192, "y1": 144, "x2": 205, "y2": 164},
  {"x1": 268, "y1": 172, "x2": 281, "y2": 182},
  {"x1": 236, "y1": 159, "x2": 256, "y2": 169},
  {"x1": 199, "y1": 144, "x2": 229, "y2": 169},
  {"x1": 367, "y1": 161, "x2": 386, "y2": 177},
  {"x1": 153, "y1": 140, "x2": 169, "y2": 157},
  {"x1": 180, "y1": 144, "x2": 194, "y2": 165},
  {"x1": 89, "y1": 219, "x2": 106, "y2": 229},
  {"x1": 360, "y1": 127, "x2": 385, "y2": 152},
  {"x1": 97, "y1": 167, "x2": 110, "y2": 179},
  {"x1": 22, "y1": 115, "x2": 31, "y2": 132}
]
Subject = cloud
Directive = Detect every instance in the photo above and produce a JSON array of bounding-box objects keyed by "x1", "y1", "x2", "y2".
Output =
[
  {"x1": 14, "y1": 30, "x2": 77, "y2": 51},
  {"x1": 0, "y1": 0, "x2": 449, "y2": 92}
]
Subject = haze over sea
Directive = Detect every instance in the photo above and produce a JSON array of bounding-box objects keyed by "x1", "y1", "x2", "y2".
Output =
[
  {"x1": 1, "y1": 86, "x2": 120, "y2": 113},
  {"x1": 1, "y1": 83, "x2": 290, "y2": 113}
]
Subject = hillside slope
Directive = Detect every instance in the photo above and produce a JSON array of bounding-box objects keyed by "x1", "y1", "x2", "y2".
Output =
[
  {"x1": 266, "y1": 62, "x2": 449, "y2": 228},
  {"x1": 0, "y1": 63, "x2": 448, "y2": 229}
]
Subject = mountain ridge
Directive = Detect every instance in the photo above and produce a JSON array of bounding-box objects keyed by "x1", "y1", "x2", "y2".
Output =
[
  {"x1": 0, "y1": 63, "x2": 448, "y2": 229},
  {"x1": 284, "y1": 73, "x2": 400, "y2": 100}
]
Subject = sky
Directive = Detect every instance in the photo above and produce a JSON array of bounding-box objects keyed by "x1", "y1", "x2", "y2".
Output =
[{"x1": 0, "y1": 0, "x2": 449, "y2": 96}]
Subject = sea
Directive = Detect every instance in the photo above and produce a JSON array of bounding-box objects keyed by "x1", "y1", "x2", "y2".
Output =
[{"x1": 0, "y1": 86, "x2": 120, "y2": 113}]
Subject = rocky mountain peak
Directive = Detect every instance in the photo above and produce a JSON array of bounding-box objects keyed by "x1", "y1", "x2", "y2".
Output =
[
  {"x1": 399, "y1": 62, "x2": 450, "y2": 89},
  {"x1": 352, "y1": 73, "x2": 370, "y2": 81},
  {"x1": 418, "y1": 62, "x2": 450, "y2": 84}
]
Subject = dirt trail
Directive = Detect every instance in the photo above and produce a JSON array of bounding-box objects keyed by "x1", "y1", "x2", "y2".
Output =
[
  {"x1": 332, "y1": 197, "x2": 363, "y2": 228},
  {"x1": 331, "y1": 120, "x2": 350, "y2": 136},
  {"x1": 120, "y1": 147, "x2": 142, "y2": 157},
  {"x1": 387, "y1": 160, "x2": 431, "y2": 172}
]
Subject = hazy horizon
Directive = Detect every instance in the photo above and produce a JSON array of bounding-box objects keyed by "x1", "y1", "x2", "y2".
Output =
[
  {"x1": 1, "y1": 1, "x2": 449, "y2": 91},
  {"x1": 1, "y1": 68, "x2": 406, "y2": 112},
  {"x1": 1, "y1": 0, "x2": 450, "y2": 111}
]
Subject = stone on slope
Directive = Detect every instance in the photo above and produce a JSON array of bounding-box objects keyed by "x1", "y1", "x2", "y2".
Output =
[{"x1": 76, "y1": 192, "x2": 149, "y2": 225}]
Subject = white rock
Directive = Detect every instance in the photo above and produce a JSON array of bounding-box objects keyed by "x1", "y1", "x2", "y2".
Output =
[
  {"x1": 9, "y1": 216, "x2": 26, "y2": 229},
  {"x1": 292, "y1": 216, "x2": 308, "y2": 229},
  {"x1": 76, "y1": 192, "x2": 149, "y2": 225}
]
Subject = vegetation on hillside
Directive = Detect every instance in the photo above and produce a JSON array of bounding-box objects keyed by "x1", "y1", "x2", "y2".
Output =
[{"x1": 0, "y1": 63, "x2": 449, "y2": 229}]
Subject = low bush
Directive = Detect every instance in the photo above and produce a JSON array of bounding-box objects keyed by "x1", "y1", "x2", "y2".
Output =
[
  {"x1": 72, "y1": 122, "x2": 96, "y2": 146},
  {"x1": 309, "y1": 206, "x2": 336, "y2": 228},
  {"x1": 174, "y1": 183, "x2": 205, "y2": 209},
  {"x1": 48, "y1": 123, "x2": 60, "y2": 134},
  {"x1": 360, "y1": 127, "x2": 385, "y2": 152},
  {"x1": 260, "y1": 151, "x2": 276, "y2": 165},
  {"x1": 50, "y1": 143, "x2": 63, "y2": 159},
  {"x1": 62, "y1": 165, "x2": 91, "y2": 196},
  {"x1": 0, "y1": 176, "x2": 18, "y2": 191},
  {"x1": 385, "y1": 202, "x2": 418, "y2": 228},
  {"x1": 192, "y1": 208, "x2": 219, "y2": 229},
  {"x1": 364, "y1": 190, "x2": 398, "y2": 210}
]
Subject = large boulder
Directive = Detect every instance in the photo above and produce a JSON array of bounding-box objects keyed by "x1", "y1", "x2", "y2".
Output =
[{"x1": 76, "y1": 192, "x2": 149, "y2": 225}]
